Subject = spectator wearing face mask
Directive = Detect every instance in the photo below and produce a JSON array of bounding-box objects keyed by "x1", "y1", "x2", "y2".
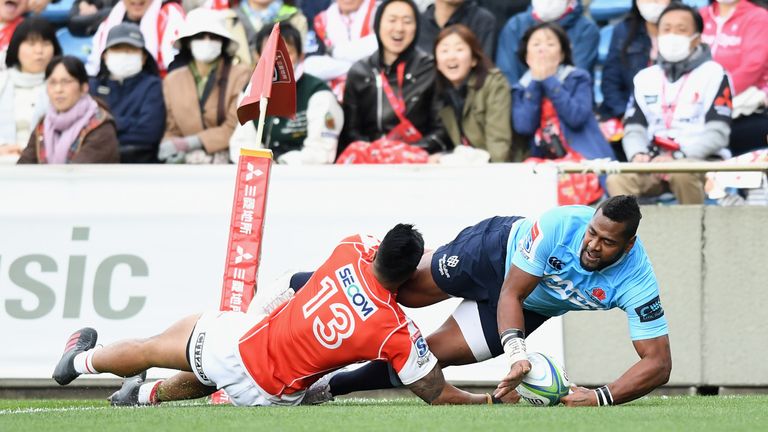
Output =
[
  {"x1": 607, "y1": 4, "x2": 733, "y2": 204},
  {"x1": 600, "y1": 0, "x2": 674, "y2": 121},
  {"x1": 496, "y1": 0, "x2": 599, "y2": 85},
  {"x1": 158, "y1": 8, "x2": 250, "y2": 164},
  {"x1": 87, "y1": 0, "x2": 187, "y2": 77},
  {"x1": 701, "y1": 0, "x2": 768, "y2": 156},
  {"x1": 89, "y1": 23, "x2": 165, "y2": 163},
  {"x1": 230, "y1": 23, "x2": 343, "y2": 164}
]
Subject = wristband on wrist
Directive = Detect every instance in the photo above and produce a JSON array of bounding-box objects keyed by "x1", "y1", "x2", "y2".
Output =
[
  {"x1": 594, "y1": 385, "x2": 614, "y2": 406},
  {"x1": 501, "y1": 328, "x2": 527, "y2": 365},
  {"x1": 500, "y1": 328, "x2": 525, "y2": 345}
]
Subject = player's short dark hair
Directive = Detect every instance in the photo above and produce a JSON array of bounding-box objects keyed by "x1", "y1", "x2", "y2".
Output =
[
  {"x1": 658, "y1": 3, "x2": 704, "y2": 34},
  {"x1": 375, "y1": 224, "x2": 424, "y2": 286},
  {"x1": 597, "y1": 195, "x2": 642, "y2": 240},
  {"x1": 253, "y1": 23, "x2": 303, "y2": 57}
]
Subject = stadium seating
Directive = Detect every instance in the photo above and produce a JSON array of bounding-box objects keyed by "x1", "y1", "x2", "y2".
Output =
[
  {"x1": 593, "y1": 68, "x2": 604, "y2": 105},
  {"x1": 38, "y1": 0, "x2": 76, "y2": 25},
  {"x1": 590, "y1": 0, "x2": 631, "y2": 23},
  {"x1": 683, "y1": 0, "x2": 708, "y2": 8},
  {"x1": 591, "y1": 0, "x2": 708, "y2": 23},
  {"x1": 598, "y1": 24, "x2": 614, "y2": 65},
  {"x1": 56, "y1": 28, "x2": 93, "y2": 62}
]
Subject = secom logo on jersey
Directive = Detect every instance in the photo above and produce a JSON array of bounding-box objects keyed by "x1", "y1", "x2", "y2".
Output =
[{"x1": 336, "y1": 264, "x2": 378, "y2": 321}]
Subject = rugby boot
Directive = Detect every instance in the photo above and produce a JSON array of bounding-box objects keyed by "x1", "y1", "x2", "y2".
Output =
[
  {"x1": 52, "y1": 327, "x2": 98, "y2": 385},
  {"x1": 301, "y1": 369, "x2": 343, "y2": 405},
  {"x1": 108, "y1": 371, "x2": 148, "y2": 406}
]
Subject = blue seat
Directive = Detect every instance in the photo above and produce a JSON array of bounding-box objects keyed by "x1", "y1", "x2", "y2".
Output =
[
  {"x1": 683, "y1": 0, "x2": 708, "y2": 9},
  {"x1": 56, "y1": 28, "x2": 93, "y2": 62},
  {"x1": 598, "y1": 24, "x2": 614, "y2": 65},
  {"x1": 37, "y1": 0, "x2": 75, "y2": 24},
  {"x1": 593, "y1": 68, "x2": 604, "y2": 106},
  {"x1": 590, "y1": 0, "x2": 632, "y2": 22}
]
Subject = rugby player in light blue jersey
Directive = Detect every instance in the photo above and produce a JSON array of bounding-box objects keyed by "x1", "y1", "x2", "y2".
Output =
[{"x1": 306, "y1": 195, "x2": 670, "y2": 407}]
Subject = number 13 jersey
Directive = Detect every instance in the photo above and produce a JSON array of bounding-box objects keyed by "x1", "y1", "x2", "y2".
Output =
[{"x1": 238, "y1": 234, "x2": 437, "y2": 397}]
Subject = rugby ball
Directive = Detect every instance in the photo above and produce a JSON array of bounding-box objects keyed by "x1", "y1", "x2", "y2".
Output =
[{"x1": 516, "y1": 352, "x2": 570, "y2": 406}]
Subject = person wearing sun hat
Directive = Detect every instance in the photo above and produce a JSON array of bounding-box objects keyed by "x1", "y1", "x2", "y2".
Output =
[
  {"x1": 89, "y1": 22, "x2": 166, "y2": 163},
  {"x1": 159, "y1": 7, "x2": 250, "y2": 164}
]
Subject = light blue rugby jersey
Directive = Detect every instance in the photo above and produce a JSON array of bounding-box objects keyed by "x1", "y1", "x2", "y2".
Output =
[{"x1": 504, "y1": 205, "x2": 668, "y2": 340}]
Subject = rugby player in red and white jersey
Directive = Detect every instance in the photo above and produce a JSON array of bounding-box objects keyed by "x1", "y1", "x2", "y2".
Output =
[{"x1": 52, "y1": 224, "x2": 503, "y2": 406}]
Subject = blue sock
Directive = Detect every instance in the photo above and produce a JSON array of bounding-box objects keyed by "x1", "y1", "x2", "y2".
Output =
[
  {"x1": 290, "y1": 272, "x2": 313, "y2": 292},
  {"x1": 329, "y1": 361, "x2": 402, "y2": 396}
]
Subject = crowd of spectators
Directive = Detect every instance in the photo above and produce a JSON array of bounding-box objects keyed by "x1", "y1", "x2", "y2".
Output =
[{"x1": 1, "y1": 0, "x2": 767, "y2": 204}]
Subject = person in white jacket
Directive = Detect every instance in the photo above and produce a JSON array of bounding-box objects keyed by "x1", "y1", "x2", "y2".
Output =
[
  {"x1": 303, "y1": 0, "x2": 378, "y2": 100},
  {"x1": 229, "y1": 23, "x2": 343, "y2": 164}
]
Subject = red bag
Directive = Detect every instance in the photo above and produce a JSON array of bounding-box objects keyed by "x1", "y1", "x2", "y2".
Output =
[
  {"x1": 525, "y1": 152, "x2": 604, "y2": 205},
  {"x1": 336, "y1": 138, "x2": 429, "y2": 164}
]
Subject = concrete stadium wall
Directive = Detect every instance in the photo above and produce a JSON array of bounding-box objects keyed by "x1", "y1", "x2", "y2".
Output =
[
  {"x1": 563, "y1": 206, "x2": 768, "y2": 387},
  {"x1": 702, "y1": 207, "x2": 768, "y2": 386}
]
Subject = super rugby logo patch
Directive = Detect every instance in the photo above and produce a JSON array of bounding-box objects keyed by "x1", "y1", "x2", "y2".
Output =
[
  {"x1": 520, "y1": 222, "x2": 543, "y2": 261},
  {"x1": 408, "y1": 323, "x2": 431, "y2": 367},
  {"x1": 336, "y1": 264, "x2": 378, "y2": 321}
]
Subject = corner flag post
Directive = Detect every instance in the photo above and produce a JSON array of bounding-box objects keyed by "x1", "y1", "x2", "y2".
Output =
[{"x1": 212, "y1": 22, "x2": 296, "y2": 404}]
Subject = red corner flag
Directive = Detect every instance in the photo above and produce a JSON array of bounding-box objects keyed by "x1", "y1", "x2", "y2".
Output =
[{"x1": 237, "y1": 22, "x2": 296, "y2": 125}]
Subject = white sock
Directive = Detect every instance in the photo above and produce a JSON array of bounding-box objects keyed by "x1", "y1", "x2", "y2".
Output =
[
  {"x1": 137, "y1": 380, "x2": 163, "y2": 405},
  {"x1": 73, "y1": 347, "x2": 100, "y2": 374}
]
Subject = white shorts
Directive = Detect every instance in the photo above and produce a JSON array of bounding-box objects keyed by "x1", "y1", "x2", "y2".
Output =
[
  {"x1": 188, "y1": 311, "x2": 305, "y2": 406},
  {"x1": 451, "y1": 299, "x2": 493, "y2": 362}
]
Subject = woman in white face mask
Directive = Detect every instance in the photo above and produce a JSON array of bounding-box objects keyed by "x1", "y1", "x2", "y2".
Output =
[
  {"x1": 159, "y1": 8, "x2": 251, "y2": 164},
  {"x1": 599, "y1": 0, "x2": 672, "y2": 134},
  {"x1": 90, "y1": 22, "x2": 166, "y2": 163}
]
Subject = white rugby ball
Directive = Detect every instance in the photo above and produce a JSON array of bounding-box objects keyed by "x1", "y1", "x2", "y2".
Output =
[{"x1": 516, "y1": 352, "x2": 570, "y2": 406}]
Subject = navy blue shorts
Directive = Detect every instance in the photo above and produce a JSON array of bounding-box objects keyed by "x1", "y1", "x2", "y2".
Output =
[
  {"x1": 431, "y1": 216, "x2": 550, "y2": 356},
  {"x1": 431, "y1": 216, "x2": 523, "y2": 303}
]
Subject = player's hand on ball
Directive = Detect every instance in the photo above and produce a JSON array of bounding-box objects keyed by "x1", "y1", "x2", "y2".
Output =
[
  {"x1": 493, "y1": 359, "x2": 531, "y2": 399},
  {"x1": 497, "y1": 389, "x2": 521, "y2": 404},
  {"x1": 560, "y1": 385, "x2": 597, "y2": 407}
]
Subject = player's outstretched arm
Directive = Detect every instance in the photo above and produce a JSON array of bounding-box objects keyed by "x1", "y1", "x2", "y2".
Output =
[
  {"x1": 407, "y1": 364, "x2": 500, "y2": 405},
  {"x1": 561, "y1": 335, "x2": 672, "y2": 407},
  {"x1": 494, "y1": 265, "x2": 541, "y2": 398}
]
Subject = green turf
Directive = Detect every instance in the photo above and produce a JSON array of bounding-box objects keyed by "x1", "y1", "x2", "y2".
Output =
[{"x1": 1, "y1": 396, "x2": 767, "y2": 432}]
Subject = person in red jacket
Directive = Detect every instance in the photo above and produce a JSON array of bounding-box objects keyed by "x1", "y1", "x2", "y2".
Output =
[{"x1": 701, "y1": 0, "x2": 768, "y2": 155}]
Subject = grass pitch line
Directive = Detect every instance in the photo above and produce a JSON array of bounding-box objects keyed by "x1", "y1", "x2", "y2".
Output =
[{"x1": 0, "y1": 406, "x2": 109, "y2": 416}]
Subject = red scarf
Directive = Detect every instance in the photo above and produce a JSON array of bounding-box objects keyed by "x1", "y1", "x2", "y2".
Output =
[
  {"x1": 0, "y1": 17, "x2": 23, "y2": 51},
  {"x1": 534, "y1": 98, "x2": 568, "y2": 158}
]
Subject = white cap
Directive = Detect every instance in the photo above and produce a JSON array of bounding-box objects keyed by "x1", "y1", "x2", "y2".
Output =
[{"x1": 174, "y1": 8, "x2": 239, "y2": 54}]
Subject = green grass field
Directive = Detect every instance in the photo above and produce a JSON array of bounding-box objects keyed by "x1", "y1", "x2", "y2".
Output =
[{"x1": 1, "y1": 396, "x2": 767, "y2": 432}]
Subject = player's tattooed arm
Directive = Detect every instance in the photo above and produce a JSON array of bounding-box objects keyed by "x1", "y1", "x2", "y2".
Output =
[
  {"x1": 407, "y1": 365, "x2": 445, "y2": 404},
  {"x1": 407, "y1": 364, "x2": 489, "y2": 405}
]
